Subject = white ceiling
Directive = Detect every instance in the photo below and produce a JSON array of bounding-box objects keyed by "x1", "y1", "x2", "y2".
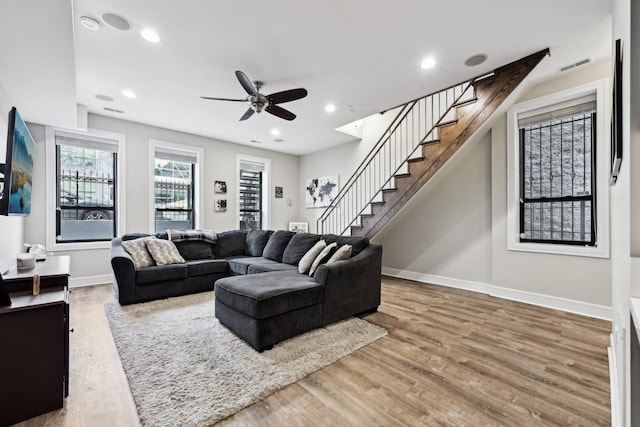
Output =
[{"x1": 1, "y1": 0, "x2": 612, "y2": 155}]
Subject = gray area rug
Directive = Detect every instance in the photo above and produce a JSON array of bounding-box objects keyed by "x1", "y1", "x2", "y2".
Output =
[{"x1": 105, "y1": 291, "x2": 387, "y2": 426}]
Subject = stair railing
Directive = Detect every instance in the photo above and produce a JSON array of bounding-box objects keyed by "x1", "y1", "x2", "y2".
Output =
[{"x1": 317, "y1": 78, "x2": 478, "y2": 236}]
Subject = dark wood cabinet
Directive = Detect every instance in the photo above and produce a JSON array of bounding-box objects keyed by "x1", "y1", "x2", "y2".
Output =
[{"x1": 0, "y1": 256, "x2": 70, "y2": 426}]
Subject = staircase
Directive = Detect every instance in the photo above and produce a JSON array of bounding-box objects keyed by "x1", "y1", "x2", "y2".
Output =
[{"x1": 317, "y1": 49, "x2": 549, "y2": 238}]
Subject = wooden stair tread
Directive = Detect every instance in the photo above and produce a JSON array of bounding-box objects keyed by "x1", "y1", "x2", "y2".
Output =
[
  {"x1": 381, "y1": 187, "x2": 397, "y2": 192},
  {"x1": 453, "y1": 98, "x2": 478, "y2": 108},
  {"x1": 393, "y1": 173, "x2": 410, "y2": 178},
  {"x1": 421, "y1": 138, "x2": 440, "y2": 146},
  {"x1": 407, "y1": 156, "x2": 425, "y2": 163},
  {"x1": 436, "y1": 119, "x2": 458, "y2": 128}
]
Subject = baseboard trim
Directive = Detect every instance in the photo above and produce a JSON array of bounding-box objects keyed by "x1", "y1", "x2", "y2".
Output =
[
  {"x1": 69, "y1": 274, "x2": 112, "y2": 288},
  {"x1": 608, "y1": 337, "x2": 620, "y2": 427},
  {"x1": 381, "y1": 267, "x2": 612, "y2": 320}
]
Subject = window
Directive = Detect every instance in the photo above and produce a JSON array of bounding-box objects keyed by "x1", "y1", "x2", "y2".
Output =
[
  {"x1": 507, "y1": 80, "x2": 609, "y2": 258},
  {"x1": 149, "y1": 140, "x2": 203, "y2": 233},
  {"x1": 237, "y1": 155, "x2": 270, "y2": 230},
  {"x1": 519, "y1": 99, "x2": 596, "y2": 245},
  {"x1": 46, "y1": 128, "x2": 125, "y2": 250}
]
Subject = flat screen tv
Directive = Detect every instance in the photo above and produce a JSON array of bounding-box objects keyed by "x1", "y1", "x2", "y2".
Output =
[{"x1": 0, "y1": 107, "x2": 35, "y2": 216}]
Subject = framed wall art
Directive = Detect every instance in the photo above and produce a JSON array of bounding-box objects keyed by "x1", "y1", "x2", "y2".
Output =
[{"x1": 305, "y1": 175, "x2": 338, "y2": 208}]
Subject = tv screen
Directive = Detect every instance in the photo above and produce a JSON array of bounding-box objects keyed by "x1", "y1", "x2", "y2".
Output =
[{"x1": 0, "y1": 107, "x2": 35, "y2": 216}]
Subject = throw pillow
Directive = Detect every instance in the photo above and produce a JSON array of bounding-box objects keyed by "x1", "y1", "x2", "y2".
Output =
[
  {"x1": 308, "y1": 242, "x2": 338, "y2": 276},
  {"x1": 297, "y1": 240, "x2": 327, "y2": 274},
  {"x1": 122, "y1": 237, "x2": 156, "y2": 269},
  {"x1": 327, "y1": 244, "x2": 352, "y2": 263},
  {"x1": 145, "y1": 239, "x2": 186, "y2": 266},
  {"x1": 168, "y1": 229, "x2": 217, "y2": 244},
  {"x1": 282, "y1": 232, "x2": 321, "y2": 265}
]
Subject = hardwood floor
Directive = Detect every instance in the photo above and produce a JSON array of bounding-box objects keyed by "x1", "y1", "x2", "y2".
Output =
[{"x1": 16, "y1": 277, "x2": 611, "y2": 426}]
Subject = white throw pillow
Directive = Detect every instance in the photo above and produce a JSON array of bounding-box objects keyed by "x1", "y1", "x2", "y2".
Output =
[
  {"x1": 145, "y1": 239, "x2": 186, "y2": 266},
  {"x1": 297, "y1": 240, "x2": 327, "y2": 274},
  {"x1": 327, "y1": 244, "x2": 352, "y2": 263},
  {"x1": 308, "y1": 242, "x2": 338, "y2": 276},
  {"x1": 122, "y1": 237, "x2": 156, "y2": 269}
]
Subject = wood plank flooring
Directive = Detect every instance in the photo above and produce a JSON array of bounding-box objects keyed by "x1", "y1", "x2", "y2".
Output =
[{"x1": 16, "y1": 276, "x2": 611, "y2": 426}]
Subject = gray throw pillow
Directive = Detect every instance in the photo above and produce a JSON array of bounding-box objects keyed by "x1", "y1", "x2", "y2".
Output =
[
  {"x1": 298, "y1": 240, "x2": 326, "y2": 274},
  {"x1": 308, "y1": 242, "x2": 338, "y2": 276},
  {"x1": 145, "y1": 239, "x2": 186, "y2": 266},
  {"x1": 121, "y1": 237, "x2": 156, "y2": 269},
  {"x1": 327, "y1": 244, "x2": 352, "y2": 263}
]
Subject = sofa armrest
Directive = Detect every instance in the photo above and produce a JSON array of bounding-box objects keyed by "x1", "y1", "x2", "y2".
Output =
[
  {"x1": 110, "y1": 237, "x2": 137, "y2": 304},
  {"x1": 313, "y1": 243, "x2": 382, "y2": 324}
]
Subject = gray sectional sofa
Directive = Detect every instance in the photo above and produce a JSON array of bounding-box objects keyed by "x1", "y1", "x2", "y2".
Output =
[{"x1": 110, "y1": 229, "x2": 382, "y2": 350}]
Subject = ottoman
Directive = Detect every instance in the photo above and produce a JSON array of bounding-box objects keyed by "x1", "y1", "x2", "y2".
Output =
[{"x1": 214, "y1": 271, "x2": 323, "y2": 351}]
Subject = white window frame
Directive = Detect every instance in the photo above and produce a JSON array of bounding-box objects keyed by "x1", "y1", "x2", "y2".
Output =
[
  {"x1": 45, "y1": 127, "x2": 126, "y2": 251},
  {"x1": 236, "y1": 154, "x2": 271, "y2": 230},
  {"x1": 148, "y1": 139, "x2": 204, "y2": 234},
  {"x1": 506, "y1": 80, "x2": 610, "y2": 258}
]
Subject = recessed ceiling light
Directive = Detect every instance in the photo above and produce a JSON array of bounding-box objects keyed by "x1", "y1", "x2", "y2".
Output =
[
  {"x1": 95, "y1": 94, "x2": 114, "y2": 102},
  {"x1": 325, "y1": 104, "x2": 336, "y2": 113},
  {"x1": 122, "y1": 89, "x2": 136, "y2": 99},
  {"x1": 465, "y1": 54, "x2": 488, "y2": 67},
  {"x1": 271, "y1": 129, "x2": 280, "y2": 136},
  {"x1": 80, "y1": 16, "x2": 101, "y2": 31},
  {"x1": 102, "y1": 13, "x2": 131, "y2": 31},
  {"x1": 140, "y1": 28, "x2": 160, "y2": 43},
  {"x1": 420, "y1": 57, "x2": 436, "y2": 69}
]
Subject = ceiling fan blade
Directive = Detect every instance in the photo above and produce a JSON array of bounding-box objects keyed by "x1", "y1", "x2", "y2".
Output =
[
  {"x1": 200, "y1": 96, "x2": 246, "y2": 102},
  {"x1": 266, "y1": 105, "x2": 296, "y2": 121},
  {"x1": 235, "y1": 70, "x2": 258, "y2": 96},
  {"x1": 239, "y1": 108, "x2": 255, "y2": 121},
  {"x1": 267, "y1": 88, "x2": 308, "y2": 105}
]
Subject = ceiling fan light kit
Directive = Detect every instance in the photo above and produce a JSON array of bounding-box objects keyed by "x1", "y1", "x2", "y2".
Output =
[{"x1": 201, "y1": 70, "x2": 308, "y2": 121}]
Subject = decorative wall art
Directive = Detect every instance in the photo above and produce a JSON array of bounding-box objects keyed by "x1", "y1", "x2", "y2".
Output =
[
  {"x1": 215, "y1": 181, "x2": 227, "y2": 194},
  {"x1": 275, "y1": 186, "x2": 283, "y2": 198},
  {"x1": 305, "y1": 175, "x2": 338, "y2": 208},
  {"x1": 288, "y1": 222, "x2": 308, "y2": 233},
  {"x1": 611, "y1": 38, "x2": 623, "y2": 185},
  {"x1": 215, "y1": 199, "x2": 227, "y2": 212}
]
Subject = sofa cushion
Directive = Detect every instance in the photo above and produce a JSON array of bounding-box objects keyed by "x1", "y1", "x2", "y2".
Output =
[
  {"x1": 297, "y1": 240, "x2": 326, "y2": 274},
  {"x1": 136, "y1": 264, "x2": 188, "y2": 284},
  {"x1": 245, "y1": 229, "x2": 273, "y2": 256},
  {"x1": 213, "y1": 230, "x2": 247, "y2": 258},
  {"x1": 321, "y1": 234, "x2": 369, "y2": 256},
  {"x1": 228, "y1": 257, "x2": 276, "y2": 275},
  {"x1": 145, "y1": 239, "x2": 186, "y2": 265},
  {"x1": 215, "y1": 271, "x2": 322, "y2": 319},
  {"x1": 174, "y1": 241, "x2": 214, "y2": 260},
  {"x1": 121, "y1": 237, "x2": 156, "y2": 269},
  {"x1": 122, "y1": 233, "x2": 152, "y2": 241},
  {"x1": 262, "y1": 230, "x2": 295, "y2": 262},
  {"x1": 186, "y1": 259, "x2": 229, "y2": 276},
  {"x1": 247, "y1": 262, "x2": 297, "y2": 274},
  {"x1": 309, "y1": 242, "x2": 338, "y2": 276},
  {"x1": 282, "y1": 232, "x2": 321, "y2": 265}
]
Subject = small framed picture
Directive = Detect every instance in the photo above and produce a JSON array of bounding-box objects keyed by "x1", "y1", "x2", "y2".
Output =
[
  {"x1": 215, "y1": 199, "x2": 227, "y2": 212},
  {"x1": 288, "y1": 222, "x2": 308, "y2": 233},
  {"x1": 275, "y1": 186, "x2": 283, "y2": 198},
  {"x1": 215, "y1": 181, "x2": 227, "y2": 194}
]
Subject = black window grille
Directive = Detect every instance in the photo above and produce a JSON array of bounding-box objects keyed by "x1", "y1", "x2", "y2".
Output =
[
  {"x1": 519, "y1": 106, "x2": 596, "y2": 246},
  {"x1": 239, "y1": 169, "x2": 262, "y2": 230},
  {"x1": 154, "y1": 158, "x2": 195, "y2": 233},
  {"x1": 55, "y1": 144, "x2": 117, "y2": 243}
]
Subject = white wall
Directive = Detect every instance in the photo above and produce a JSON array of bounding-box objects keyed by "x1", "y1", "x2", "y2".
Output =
[
  {"x1": 23, "y1": 114, "x2": 300, "y2": 281},
  {"x1": 298, "y1": 108, "x2": 400, "y2": 233},
  {"x1": 379, "y1": 133, "x2": 493, "y2": 284},
  {"x1": 0, "y1": 80, "x2": 24, "y2": 262}
]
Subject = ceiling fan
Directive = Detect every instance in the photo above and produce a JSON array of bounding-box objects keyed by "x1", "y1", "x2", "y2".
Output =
[{"x1": 201, "y1": 70, "x2": 308, "y2": 121}]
